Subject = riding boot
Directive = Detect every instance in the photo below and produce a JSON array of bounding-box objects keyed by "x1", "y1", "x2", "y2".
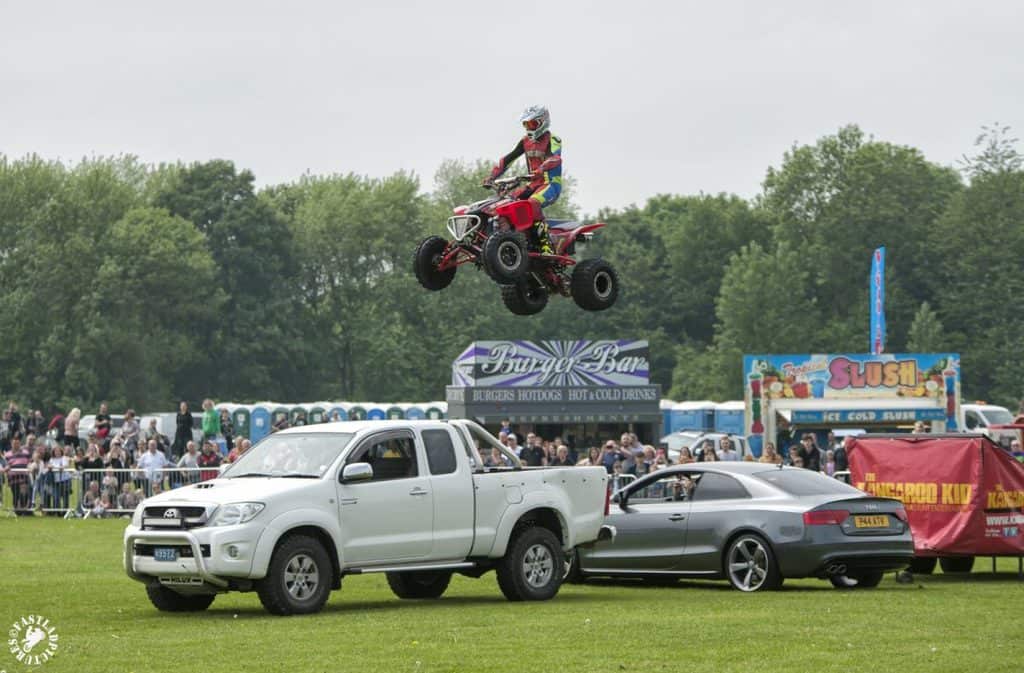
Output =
[{"x1": 534, "y1": 221, "x2": 553, "y2": 255}]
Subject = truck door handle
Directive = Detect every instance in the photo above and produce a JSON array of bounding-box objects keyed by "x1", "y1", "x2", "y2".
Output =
[
  {"x1": 340, "y1": 498, "x2": 358, "y2": 506},
  {"x1": 409, "y1": 488, "x2": 429, "y2": 496},
  {"x1": 668, "y1": 514, "x2": 686, "y2": 522}
]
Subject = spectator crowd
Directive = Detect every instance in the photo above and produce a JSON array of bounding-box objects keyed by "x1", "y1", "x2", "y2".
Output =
[{"x1": 0, "y1": 399, "x2": 252, "y2": 517}]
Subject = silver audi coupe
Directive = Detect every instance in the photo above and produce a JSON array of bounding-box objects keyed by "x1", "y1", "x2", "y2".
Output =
[{"x1": 572, "y1": 463, "x2": 913, "y2": 591}]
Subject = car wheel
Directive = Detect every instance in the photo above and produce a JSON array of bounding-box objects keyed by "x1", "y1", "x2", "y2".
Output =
[
  {"x1": 413, "y1": 236, "x2": 456, "y2": 291},
  {"x1": 385, "y1": 570, "x2": 452, "y2": 599},
  {"x1": 724, "y1": 533, "x2": 781, "y2": 592},
  {"x1": 570, "y1": 259, "x2": 619, "y2": 311},
  {"x1": 908, "y1": 557, "x2": 937, "y2": 574},
  {"x1": 496, "y1": 526, "x2": 564, "y2": 601},
  {"x1": 829, "y1": 570, "x2": 884, "y2": 589},
  {"x1": 500, "y1": 278, "x2": 548, "y2": 315},
  {"x1": 145, "y1": 584, "x2": 215, "y2": 612},
  {"x1": 939, "y1": 556, "x2": 975, "y2": 573},
  {"x1": 483, "y1": 231, "x2": 529, "y2": 283},
  {"x1": 256, "y1": 534, "x2": 332, "y2": 615}
]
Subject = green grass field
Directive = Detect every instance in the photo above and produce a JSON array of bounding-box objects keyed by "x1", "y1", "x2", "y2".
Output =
[{"x1": 1, "y1": 517, "x2": 1021, "y2": 673}]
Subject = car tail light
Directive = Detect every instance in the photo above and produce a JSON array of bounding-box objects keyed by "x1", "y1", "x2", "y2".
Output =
[
  {"x1": 893, "y1": 507, "x2": 908, "y2": 522},
  {"x1": 604, "y1": 483, "x2": 611, "y2": 516},
  {"x1": 803, "y1": 510, "x2": 849, "y2": 526}
]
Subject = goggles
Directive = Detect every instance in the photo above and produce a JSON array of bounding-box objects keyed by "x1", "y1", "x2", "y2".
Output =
[{"x1": 522, "y1": 118, "x2": 541, "y2": 131}]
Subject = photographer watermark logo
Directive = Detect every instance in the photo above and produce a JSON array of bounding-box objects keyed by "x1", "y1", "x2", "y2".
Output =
[{"x1": 7, "y1": 615, "x2": 58, "y2": 666}]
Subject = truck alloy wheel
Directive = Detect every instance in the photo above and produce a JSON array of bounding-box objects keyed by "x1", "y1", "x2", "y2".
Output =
[
  {"x1": 257, "y1": 534, "x2": 332, "y2": 615},
  {"x1": 496, "y1": 526, "x2": 564, "y2": 601}
]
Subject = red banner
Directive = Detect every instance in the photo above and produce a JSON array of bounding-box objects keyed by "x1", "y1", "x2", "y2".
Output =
[{"x1": 847, "y1": 434, "x2": 1024, "y2": 556}]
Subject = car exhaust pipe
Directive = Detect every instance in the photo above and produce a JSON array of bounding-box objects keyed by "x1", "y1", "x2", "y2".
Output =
[{"x1": 826, "y1": 563, "x2": 847, "y2": 575}]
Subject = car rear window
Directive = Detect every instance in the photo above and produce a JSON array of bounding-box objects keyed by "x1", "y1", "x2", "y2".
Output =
[{"x1": 754, "y1": 469, "x2": 864, "y2": 496}]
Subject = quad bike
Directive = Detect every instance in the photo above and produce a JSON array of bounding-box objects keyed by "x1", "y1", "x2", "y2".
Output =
[{"x1": 413, "y1": 175, "x2": 619, "y2": 316}]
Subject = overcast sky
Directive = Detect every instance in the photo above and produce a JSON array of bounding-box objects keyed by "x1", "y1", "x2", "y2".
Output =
[{"x1": 2, "y1": 1, "x2": 1022, "y2": 214}]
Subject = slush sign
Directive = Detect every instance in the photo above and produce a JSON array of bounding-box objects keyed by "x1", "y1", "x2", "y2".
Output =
[{"x1": 828, "y1": 357, "x2": 919, "y2": 390}]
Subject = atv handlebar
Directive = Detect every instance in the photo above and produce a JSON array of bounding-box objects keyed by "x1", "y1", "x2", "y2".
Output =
[{"x1": 484, "y1": 175, "x2": 533, "y2": 192}]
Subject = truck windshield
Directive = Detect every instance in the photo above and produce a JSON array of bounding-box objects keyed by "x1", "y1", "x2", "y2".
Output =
[
  {"x1": 981, "y1": 408, "x2": 1015, "y2": 425},
  {"x1": 224, "y1": 433, "x2": 354, "y2": 478}
]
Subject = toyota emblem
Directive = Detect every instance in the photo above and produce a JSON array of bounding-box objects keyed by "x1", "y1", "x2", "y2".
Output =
[{"x1": 163, "y1": 508, "x2": 179, "y2": 519}]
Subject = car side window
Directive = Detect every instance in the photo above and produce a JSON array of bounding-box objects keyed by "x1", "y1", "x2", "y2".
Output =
[
  {"x1": 691, "y1": 472, "x2": 749, "y2": 501},
  {"x1": 965, "y1": 411, "x2": 980, "y2": 430},
  {"x1": 347, "y1": 434, "x2": 418, "y2": 481},
  {"x1": 422, "y1": 429, "x2": 458, "y2": 475},
  {"x1": 628, "y1": 473, "x2": 695, "y2": 504}
]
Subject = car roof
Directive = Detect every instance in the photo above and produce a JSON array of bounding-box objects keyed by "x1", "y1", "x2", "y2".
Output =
[{"x1": 671, "y1": 462, "x2": 780, "y2": 475}]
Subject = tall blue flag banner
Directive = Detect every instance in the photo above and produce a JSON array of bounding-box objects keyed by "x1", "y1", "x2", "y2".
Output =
[{"x1": 870, "y1": 247, "x2": 886, "y2": 354}]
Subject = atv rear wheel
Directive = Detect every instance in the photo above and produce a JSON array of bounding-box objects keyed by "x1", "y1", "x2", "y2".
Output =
[
  {"x1": 501, "y1": 277, "x2": 548, "y2": 316},
  {"x1": 414, "y1": 236, "x2": 456, "y2": 291},
  {"x1": 483, "y1": 231, "x2": 529, "y2": 283},
  {"x1": 571, "y1": 259, "x2": 619, "y2": 311}
]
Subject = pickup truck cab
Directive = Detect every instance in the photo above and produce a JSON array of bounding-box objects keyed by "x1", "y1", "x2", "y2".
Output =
[{"x1": 124, "y1": 419, "x2": 610, "y2": 615}]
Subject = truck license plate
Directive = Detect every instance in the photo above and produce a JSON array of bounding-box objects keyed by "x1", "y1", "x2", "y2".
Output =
[{"x1": 154, "y1": 547, "x2": 179, "y2": 562}]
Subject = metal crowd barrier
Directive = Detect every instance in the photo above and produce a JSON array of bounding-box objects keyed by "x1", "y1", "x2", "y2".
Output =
[{"x1": 0, "y1": 466, "x2": 213, "y2": 518}]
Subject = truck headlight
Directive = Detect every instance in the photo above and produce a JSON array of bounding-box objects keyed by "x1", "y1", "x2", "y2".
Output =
[
  {"x1": 131, "y1": 504, "x2": 144, "y2": 527},
  {"x1": 209, "y1": 503, "x2": 265, "y2": 527}
]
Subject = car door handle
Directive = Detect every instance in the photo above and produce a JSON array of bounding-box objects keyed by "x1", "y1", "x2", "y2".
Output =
[
  {"x1": 409, "y1": 488, "x2": 429, "y2": 496},
  {"x1": 668, "y1": 514, "x2": 686, "y2": 522},
  {"x1": 340, "y1": 498, "x2": 358, "y2": 506}
]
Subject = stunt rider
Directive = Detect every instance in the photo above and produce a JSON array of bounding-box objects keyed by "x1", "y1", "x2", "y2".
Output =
[{"x1": 484, "y1": 105, "x2": 562, "y2": 255}]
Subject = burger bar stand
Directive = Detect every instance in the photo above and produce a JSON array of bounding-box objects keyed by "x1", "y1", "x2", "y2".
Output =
[{"x1": 446, "y1": 340, "x2": 663, "y2": 446}]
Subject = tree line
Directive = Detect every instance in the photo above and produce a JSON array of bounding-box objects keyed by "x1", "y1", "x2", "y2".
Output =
[{"x1": 1, "y1": 124, "x2": 1021, "y2": 412}]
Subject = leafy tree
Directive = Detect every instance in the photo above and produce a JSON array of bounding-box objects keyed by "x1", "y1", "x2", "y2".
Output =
[{"x1": 906, "y1": 302, "x2": 946, "y2": 352}]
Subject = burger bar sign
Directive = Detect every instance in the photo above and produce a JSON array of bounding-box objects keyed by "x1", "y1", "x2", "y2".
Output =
[{"x1": 452, "y1": 340, "x2": 650, "y2": 387}]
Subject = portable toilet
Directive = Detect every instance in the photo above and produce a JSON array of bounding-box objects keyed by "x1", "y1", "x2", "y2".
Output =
[
  {"x1": 230, "y1": 405, "x2": 252, "y2": 440},
  {"x1": 309, "y1": 404, "x2": 327, "y2": 424},
  {"x1": 405, "y1": 404, "x2": 426, "y2": 420},
  {"x1": 348, "y1": 405, "x2": 368, "y2": 421},
  {"x1": 366, "y1": 403, "x2": 386, "y2": 421},
  {"x1": 387, "y1": 405, "x2": 405, "y2": 420},
  {"x1": 672, "y1": 401, "x2": 716, "y2": 433},
  {"x1": 425, "y1": 404, "x2": 444, "y2": 420},
  {"x1": 272, "y1": 405, "x2": 290, "y2": 429},
  {"x1": 250, "y1": 405, "x2": 272, "y2": 443},
  {"x1": 660, "y1": 399, "x2": 676, "y2": 437},
  {"x1": 714, "y1": 401, "x2": 746, "y2": 436},
  {"x1": 327, "y1": 404, "x2": 348, "y2": 423},
  {"x1": 290, "y1": 405, "x2": 308, "y2": 426}
]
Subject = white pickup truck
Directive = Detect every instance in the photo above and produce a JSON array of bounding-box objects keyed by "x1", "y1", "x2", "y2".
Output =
[{"x1": 124, "y1": 419, "x2": 610, "y2": 615}]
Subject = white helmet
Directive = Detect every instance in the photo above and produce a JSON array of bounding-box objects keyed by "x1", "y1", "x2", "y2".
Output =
[{"x1": 519, "y1": 105, "x2": 550, "y2": 141}]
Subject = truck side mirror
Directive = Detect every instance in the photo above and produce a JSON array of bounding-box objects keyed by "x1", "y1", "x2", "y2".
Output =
[{"x1": 340, "y1": 462, "x2": 373, "y2": 483}]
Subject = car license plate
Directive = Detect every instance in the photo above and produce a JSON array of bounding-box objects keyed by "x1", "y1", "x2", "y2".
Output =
[
  {"x1": 853, "y1": 515, "x2": 889, "y2": 528},
  {"x1": 154, "y1": 547, "x2": 179, "y2": 562}
]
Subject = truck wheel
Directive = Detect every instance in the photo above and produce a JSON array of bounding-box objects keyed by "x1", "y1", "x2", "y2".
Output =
[
  {"x1": 571, "y1": 259, "x2": 619, "y2": 311},
  {"x1": 501, "y1": 279, "x2": 548, "y2": 315},
  {"x1": 939, "y1": 556, "x2": 975, "y2": 573},
  {"x1": 829, "y1": 570, "x2": 884, "y2": 589},
  {"x1": 256, "y1": 534, "x2": 332, "y2": 615},
  {"x1": 908, "y1": 557, "x2": 937, "y2": 574},
  {"x1": 496, "y1": 526, "x2": 564, "y2": 601},
  {"x1": 385, "y1": 570, "x2": 453, "y2": 599},
  {"x1": 483, "y1": 231, "x2": 529, "y2": 283},
  {"x1": 414, "y1": 236, "x2": 456, "y2": 291},
  {"x1": 145, "y1": 584, "x2": 215, "y2": 612}
]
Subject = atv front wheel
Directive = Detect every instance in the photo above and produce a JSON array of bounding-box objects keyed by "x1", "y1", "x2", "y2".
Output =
[
  {"x1": 483, "y1": 231, "x2": 529, "y2": 283},
  {"x1": 571, "y1": 259, "x2": 619, "y2": 311},
  {"x1": 414, "y1": 236, "x2": 456, "y2": 291},
  {"x1": 501, "y1": 278, "x2": 548, "y2": 316}
]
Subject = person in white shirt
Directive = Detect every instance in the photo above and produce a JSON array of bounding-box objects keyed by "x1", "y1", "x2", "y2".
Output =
[
  {"x1": 176, "y1": 441, "x2": 200, "y2": 485},
  {"x1": 48, "y1": 445, "x2": 73, "y2": 511},
  {"x1": 718, "y1": 438, "x2": 739, "y2": 461},
  {"x1": 136, "y1": 440, "x2": 169, "y2": 495}
]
